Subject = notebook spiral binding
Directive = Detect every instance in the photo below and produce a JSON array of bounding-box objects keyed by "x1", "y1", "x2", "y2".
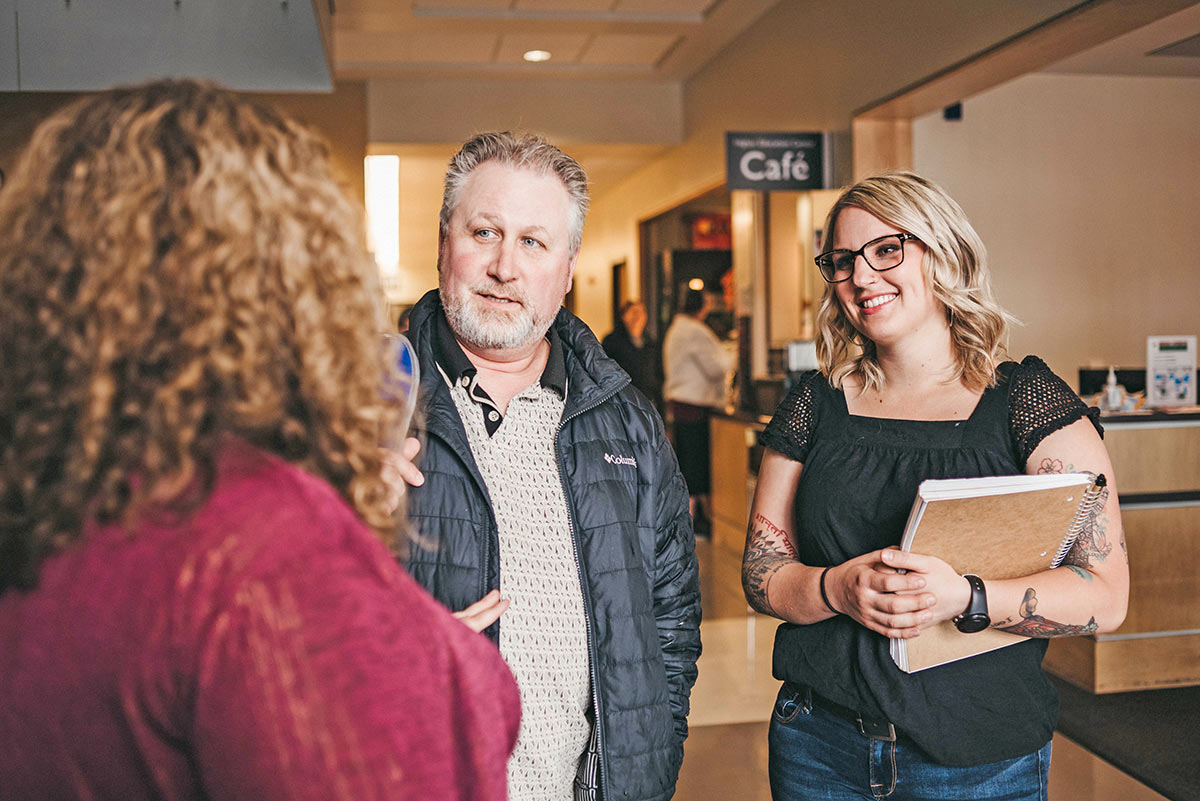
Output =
[{"x1": 1050, "y1": 473, "x2": 1107, "y2": 568}]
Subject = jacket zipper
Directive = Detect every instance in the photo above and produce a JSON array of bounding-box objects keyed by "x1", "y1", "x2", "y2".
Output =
[
  {"x1": 555, "y1": 384, "x2": 622, "y2": 798},
  {"x1": 425, "y1": 409, "x2": 501, "y2": 639}
]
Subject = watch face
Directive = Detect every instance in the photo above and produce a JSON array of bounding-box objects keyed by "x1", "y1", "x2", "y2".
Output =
[{"x1": 955, "y1": 613, "x2": 990, "y2": 634}]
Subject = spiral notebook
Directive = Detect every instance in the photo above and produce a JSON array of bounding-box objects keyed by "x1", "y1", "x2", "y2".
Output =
[{"x1": 889, "y1": 472, "x2": 1107, "y2": 673}]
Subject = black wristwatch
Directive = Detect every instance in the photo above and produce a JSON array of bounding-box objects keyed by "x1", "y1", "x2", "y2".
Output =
[{"x1": 953, "y1": 574, "x2": 991, "y2": 633}]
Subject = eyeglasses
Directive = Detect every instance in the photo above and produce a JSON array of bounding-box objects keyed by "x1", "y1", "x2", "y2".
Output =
[{"x1": 814, "y1": 233, "x2": 921, "y2": 283}]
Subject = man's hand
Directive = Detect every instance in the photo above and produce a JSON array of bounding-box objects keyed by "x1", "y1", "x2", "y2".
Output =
[
  {"x1": 381, "y1": 437, "x2": 425, "y2": 513},
  {"x1": 452, "y1": 590, "x2": 510, "y2": 633}
]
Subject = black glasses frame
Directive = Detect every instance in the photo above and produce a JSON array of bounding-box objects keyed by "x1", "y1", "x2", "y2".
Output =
[{"x1": 814, "y1": 233, "x2": 920, "y2": 283}]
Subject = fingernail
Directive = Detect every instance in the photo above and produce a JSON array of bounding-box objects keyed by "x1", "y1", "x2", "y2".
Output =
[
  {"x1": 922, "y1": 612, "x2": 933, "y2": 622},
  {"x1": 882, "y1": 549, "x2": 893, "y2": 561},
  {"x1": 926, "y1": 596, "x2": 936, "y2": 607},
  {"x1": 915, "y1": 578, "x2": 926, "y2": 588}
]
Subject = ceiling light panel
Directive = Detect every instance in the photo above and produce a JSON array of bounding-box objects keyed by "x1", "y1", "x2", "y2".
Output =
[
  {"x1": 579, "y1": 33, "x2": 679, "y2": 65},
  {"x1": 414, "y1": 0, "x2": 512, "y2": 10},
  {"x1": 335, "y1": 30, "x2": 498, "y2": 64},
  {"x1": 516, "y1": 0, "x2": 614, "y2": 11},
  {"x1": 617, "y1": 0, "x2": 714, "y2": 14}
]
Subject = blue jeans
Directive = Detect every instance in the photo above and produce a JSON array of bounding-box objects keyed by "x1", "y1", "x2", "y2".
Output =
[{"x1": 768, "y1": 684, "x2": 1051, "y2": 801}]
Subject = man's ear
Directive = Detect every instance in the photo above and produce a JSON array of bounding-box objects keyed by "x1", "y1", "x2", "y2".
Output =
[{"x1": 565, "y1": 252, "x2": 579, "y2": 293}]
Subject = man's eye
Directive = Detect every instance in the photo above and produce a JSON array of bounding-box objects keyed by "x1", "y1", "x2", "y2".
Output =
[
  {"x1": 475, "y1": 229, "x2": 497, "y2": 240},
  {"x1": 520, "y1": 236, "x2": 543, "y2": 248}
]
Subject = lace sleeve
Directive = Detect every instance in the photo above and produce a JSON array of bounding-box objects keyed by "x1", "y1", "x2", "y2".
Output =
[
  {"x1": 1009, "y1": 355, "x2": 1103, "y2": 467},
  {"x1": 759, "y1": 370, "x2": 822, "y2": 463}
]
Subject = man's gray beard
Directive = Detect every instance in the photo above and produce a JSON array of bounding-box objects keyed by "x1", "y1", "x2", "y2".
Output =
[{"x1": 442, "y1": 283, "x2": 555, "y2": 352}]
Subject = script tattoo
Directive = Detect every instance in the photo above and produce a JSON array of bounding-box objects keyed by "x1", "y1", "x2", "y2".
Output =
[
  {"x1": 742, "y1": 513, "x2": 797, "y2": 618},
  {"x1": 1061, "y1": 473, "x2": 1112, "y2": 570},
  {"x1": 997, "y1": 587, "x2": 1098, "y2": 637}
]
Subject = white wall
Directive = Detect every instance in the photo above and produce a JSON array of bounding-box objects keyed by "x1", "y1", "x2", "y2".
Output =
[{"x1": 913, "y1": 73, "x2": 1200, "y2": 385}]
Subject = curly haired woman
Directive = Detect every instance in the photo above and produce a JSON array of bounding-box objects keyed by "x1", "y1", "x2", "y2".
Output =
[{"x1": 0, "y1": 80, "x2": 517, "y2": 800}]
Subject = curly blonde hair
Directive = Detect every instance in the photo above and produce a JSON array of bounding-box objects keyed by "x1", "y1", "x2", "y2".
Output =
[
  {"x1": 0, "y1": 80, "x2": 402, "y2": 591},
  {"x1": 815, "y1": 172, "x2": 1014, "y2": 393}
]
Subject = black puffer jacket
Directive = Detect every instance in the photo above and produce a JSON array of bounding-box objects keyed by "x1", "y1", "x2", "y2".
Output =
[{"x1": 403, "y1": 290, "x2": 701, "y2": 801}]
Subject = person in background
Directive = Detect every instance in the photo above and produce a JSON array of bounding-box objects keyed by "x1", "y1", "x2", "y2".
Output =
[
  {"x1": 663, "y1": 286, "x2": 735, "y2": 536},
  {"x1": 0, "y1": 80, "x2": 518, "y2": 801},
  {"x1": 742, "y1": 172, "x2": 1128, "y2": 801},
  {"x1": 396, "y1": 304, "x2": 415, "y2": 334},
  {"x1": 601, "y1": 299, "x2": 663, "y2": 410},
  {"x1": 399, "y1": 131, "x2": 700, "y2": 801}
]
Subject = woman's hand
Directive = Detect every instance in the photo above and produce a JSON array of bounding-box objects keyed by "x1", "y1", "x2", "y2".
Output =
[
  {"x1": 381, "y1": 437, "x2": 425, "y2": 513},
  {"x1": 452, "y1": 590, "x2": 509, "y2": 633},
  {"x1": 825, "y1": 549, "x2": 942, "y2": 639},
  {"x1": 876, "y1": 548, "x2": 973, "y2": 628}
]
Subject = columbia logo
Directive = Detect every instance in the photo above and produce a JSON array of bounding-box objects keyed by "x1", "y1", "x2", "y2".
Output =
[{"x1": 604, "y1": 453, "x2": 636, "y2": 467}]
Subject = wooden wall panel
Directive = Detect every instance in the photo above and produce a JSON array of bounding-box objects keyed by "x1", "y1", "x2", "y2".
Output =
[
  {"x1": 1104, "y1": 424, "x2": 1200, "y2": 494},
  {"x1": 1118, "y1": 505, "x2": 1200, "y2": 634}
]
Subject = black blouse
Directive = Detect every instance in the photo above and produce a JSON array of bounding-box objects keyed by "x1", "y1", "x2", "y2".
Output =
[{"x1": 759, "y1": 355, "x2": 1101, "y2": 765}]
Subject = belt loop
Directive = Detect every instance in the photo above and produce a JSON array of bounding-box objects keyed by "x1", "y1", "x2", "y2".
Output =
[{"x1": 802, "y1": 684, "x2": 813, "y2": 713}]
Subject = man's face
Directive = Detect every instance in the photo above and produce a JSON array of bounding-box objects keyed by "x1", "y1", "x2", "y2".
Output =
[{"x1": 438, "y1": 161, "x2": 577, "y2": 355}]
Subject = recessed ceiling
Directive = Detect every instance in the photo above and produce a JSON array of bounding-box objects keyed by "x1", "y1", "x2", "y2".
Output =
[
  {"x1": 333, "y1": 0, "x2": 782, "y2": 81},
  {"x1": 1042, "y1": 2, "x2": 1200, "y2": 77}
]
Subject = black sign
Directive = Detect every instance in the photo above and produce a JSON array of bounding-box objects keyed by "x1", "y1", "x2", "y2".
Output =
[{"x1": 725, "y1": 131, "x2": 827, "y2": 191}]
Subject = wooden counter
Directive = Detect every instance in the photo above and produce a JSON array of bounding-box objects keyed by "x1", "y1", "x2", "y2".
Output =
[
  {"x1": 708, "y1": 412, "x2": 768, "y2": 555},
  {"x1": 1043, "y1": 414, "x2": 1200, "y2": 693}
]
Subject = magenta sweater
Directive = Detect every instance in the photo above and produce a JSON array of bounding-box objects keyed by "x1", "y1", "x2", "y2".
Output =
[{"x1": 0, "y1": 438, "x2": 519, "y2": 800}]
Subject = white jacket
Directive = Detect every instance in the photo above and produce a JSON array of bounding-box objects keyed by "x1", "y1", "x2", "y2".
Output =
[{"x1": 662, "y1": 315, "x2": 735, "y2": 409}]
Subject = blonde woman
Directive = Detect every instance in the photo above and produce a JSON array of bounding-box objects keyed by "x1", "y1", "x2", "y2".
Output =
[
  {"x1": 0, "y1": 81, "x2": 517, "y2": 800},
  {"x1": 742, "y1": 172, "x2": 1127, "y2": 800}
]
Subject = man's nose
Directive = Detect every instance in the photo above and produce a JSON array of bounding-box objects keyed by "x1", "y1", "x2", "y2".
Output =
[{"x1": 488, "y1": 241, "x2": 518, "y2": 282}]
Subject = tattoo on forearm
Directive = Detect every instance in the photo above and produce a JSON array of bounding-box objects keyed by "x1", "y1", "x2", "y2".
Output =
[
  {"x1": 742, "y1": 513, "x2": 797, "y2": 617},
  {"x1": 1062, "y1": 474, "x2": 1112, "y2": 569},
  {"x1": 997, "y1": 587, "x2": 1098, "y2": 637},
  {"x1": 1065, "y1": 565, "x2": 1093, "y2": 582}
]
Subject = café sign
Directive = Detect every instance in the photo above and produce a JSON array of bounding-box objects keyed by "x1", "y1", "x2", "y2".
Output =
[{"x1": 725, "y1": 131, "x2": 829, "y2": 191}]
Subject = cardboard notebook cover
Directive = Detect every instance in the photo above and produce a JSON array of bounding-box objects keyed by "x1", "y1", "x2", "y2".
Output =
[{"x1": 890, "y1": 473, "x2": 1102, "y2": 673}]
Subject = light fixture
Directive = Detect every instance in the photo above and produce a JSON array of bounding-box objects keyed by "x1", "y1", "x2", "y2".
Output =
[
  {"x1": 364, "y1": 154, "x2": 400, "y2": 282},
  {"x1": 688, "y1": 278, "x2": 705, "y2": 291},
  {"x1": 523, "y1": 49, "x2": 552, "y2": 63}
]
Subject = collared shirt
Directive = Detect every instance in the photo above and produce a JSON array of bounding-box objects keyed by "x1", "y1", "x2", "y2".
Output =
[
  {"x1": 435, "y1": 306, "x2": 592, "y2": 801},
  {"x1": 432, "y1": 308, "x2": 567, "y2": 436}
]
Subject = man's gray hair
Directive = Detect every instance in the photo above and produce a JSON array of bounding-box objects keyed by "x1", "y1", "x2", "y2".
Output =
[{"x1": 439, "y1": 131, "x2": 590, "y2": 255}]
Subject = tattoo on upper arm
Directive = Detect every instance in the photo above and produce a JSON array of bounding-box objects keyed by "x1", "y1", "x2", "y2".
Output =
[
  {"x1": 1061, "y1": 476, "x2": 1112, "y2": 570},
  {"x1": 742, "y1": 513, "x2": 798, "y2": 617},
  {"x1": 996, "y1": 587, "x2": 1098, "y2": 637},
  {"x1": 1036, "y1": 458, "x2": 1064, "y2": 475}
]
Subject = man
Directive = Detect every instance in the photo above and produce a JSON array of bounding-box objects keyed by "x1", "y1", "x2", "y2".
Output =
[
  {"x1": 401, "y1": 132, "x2": 701, "y2": 801},
  {"x1": 601, "y1": 300, "x2": 662, "y2": 411},
  {"x1": 663, "y1": 287, "x2": 735, "y2": 536}
]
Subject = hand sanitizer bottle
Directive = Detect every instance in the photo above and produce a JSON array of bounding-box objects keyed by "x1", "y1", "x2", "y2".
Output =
[{"x1": 1104, "y1": 367, "x2": 1124, "y2": 411}]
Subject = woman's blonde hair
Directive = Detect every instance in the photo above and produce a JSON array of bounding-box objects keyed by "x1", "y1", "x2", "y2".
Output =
[
  {"x1": 815, "y1": 171, "x2": 1014, "y2": 392},
  {"x1": 0, "y1": 80, "x2": 402, "y2": 591}
]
